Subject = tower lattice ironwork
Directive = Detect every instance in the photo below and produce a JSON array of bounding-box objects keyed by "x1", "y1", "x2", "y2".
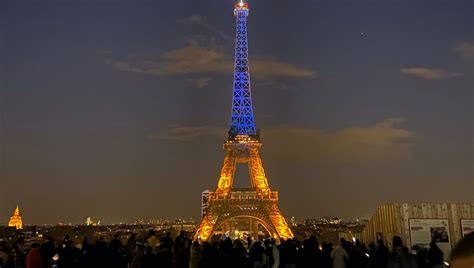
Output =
[{"x1": 194, "y1": 0, "x2": 293, "y2": 241}]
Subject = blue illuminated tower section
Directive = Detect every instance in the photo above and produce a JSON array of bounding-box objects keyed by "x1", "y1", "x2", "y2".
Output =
[{"x1": 230, "y1": 1, "x2": 256, "y2": 137}]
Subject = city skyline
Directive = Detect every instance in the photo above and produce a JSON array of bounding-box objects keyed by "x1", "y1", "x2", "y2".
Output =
[
  {"x1": 1, "y1": 0, "x2": 473, "y2": 225},
  {"x1": 1, "y1": 202, "x2": 365, "y2": 226}
]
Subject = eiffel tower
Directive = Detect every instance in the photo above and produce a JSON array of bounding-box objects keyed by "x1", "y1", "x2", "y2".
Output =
[{"x1": 194, "y1": 0, "x2": 293, "y2": 241}]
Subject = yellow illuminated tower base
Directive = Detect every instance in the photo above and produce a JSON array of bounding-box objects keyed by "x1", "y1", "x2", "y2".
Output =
[{"x1": 194, "y1": 135, "x2": 294, "y2": 241}]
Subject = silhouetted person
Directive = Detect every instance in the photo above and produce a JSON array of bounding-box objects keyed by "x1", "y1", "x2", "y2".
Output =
[
  {"x1": 322, "y1": 242, "x2": 334, "y2": 268},
  {"x1": 129, "y1": 243, "x2": 144, "y2": 268},
  {"x1": 220, "y1": 237, "x2": 233, "y2": 263},
  {"x1": 367, "y1": 243, "x2": 377, "y2": 268},
  {"x1": 299, "y1": 239, "x2": 310, "y2": 268},
  {"x1": 142, "y1": 241, "x2": 158, "y2": 268},
  {"x1": 125, "y1": 233, "x2": 137, "y2": 264},
  {"x1": 146, "y1": 230, "x2": 159, "y2": 249},
  {"x1": 92, "y1": 237, "x2": 109, "y2": 268},
  {"x1": 39, "y1": 236, "x2": 54, "y2": 268},
  {"x1": 173, "y1": 232, "x2": 189, "y2": 268},
  {"x1": 249, "y1": 241, "x2": 264, "y2": 268},
  {"x1": 163, "y1": 232, "x2": 174, "y2": 249},
  {"x1": 450, "y1": 232, "x2": 474, "y2": 268},
  {"x1": 13, "y1": 237, "x2": 27, "y2": 268},
  {"x1": 387, "y1": 236, "x2": 417, "y2": 268},
  {"x1": 174, "y1": 231, "x2": 188, "y2": 251},
  {"x1": 81, "y1": 237, "x2": 89, "y2": 253},
  {"x1": 184, "y1": 239, "x2": 192, "y2": 267},
  {"x1": 298, "y1": 236, "x2": 321, "y2": 268},
  {"x1": 155, "y1": 239, "x2": 172, "y2": 268},
  {"x1": 262, "y1": 239, "x2": 276, "y2": 268},
  {"x1": 199, "y1": 241, "x2": 220, "y2": 268},
  {"x1": 230, "y1": 239, "x2": 248, "y2": 268},
  {"x1": 57, "y1": 239, "x2": 81, "y2": 268},
  {"x1": 109, "y1": 234, "x2": 122, "y2": 252},
  {"x1": 351, "y1": 239, "x2": 367, "y2": 268},
  {"x1": 189, "y1": 241, "x2": 202, "y2": 268},
  {"x1": 26, "y1": 243, "x2": 42, "y2": 268},
  {"x1": 426, "y1": 242, "x2": 443, "y2": 268},
  {"x1": 411, "y1": 245, "x2": 428, "y2": 268},
  {"x1": 331, "y1": 239, "x2": 349, "y2": 268},
  {"x1": 247, "y1": 237, "x2": 253, "y2": 251},
  {"x1": 109, "y1": 234, "x2": 126, "y2": 268},
  {"x1": 80, "y1": 243, "x2": 95, "y2": 268},
  {"x1": 372, "y1": 239, "x2": 389, "y2": 268},
  {"x1": 278, "y1": 238, "x2": 297, "y2": 268},
  {"x1": 0, "y1": 241, "x2": 8, "y2": 268}
]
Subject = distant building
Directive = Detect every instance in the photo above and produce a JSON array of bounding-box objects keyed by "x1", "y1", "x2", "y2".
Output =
[
  {"x1": 289, "y1": 216, "x2": 297, "y2": 227},
  {"x1": 8, "y1": 205, "x2": 23, "y2": 230},
  {"x1": 320, "y1": 216, "x2": 342, "y2": 225},
  {"x1": 85, "y1": 217, "x2": 100, "y2": 226},
  {"x1": 304, "y1": 219, "x2": 319, "y2": 227}
]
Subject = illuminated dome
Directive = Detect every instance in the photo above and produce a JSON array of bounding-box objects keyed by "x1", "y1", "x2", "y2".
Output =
[{"x1": 8, "y1": 205, "x2": 23, "y2": 230}]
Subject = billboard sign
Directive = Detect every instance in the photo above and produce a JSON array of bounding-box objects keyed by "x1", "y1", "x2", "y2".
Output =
[
  {"x1": 409, "y1": 218, "x2": 451, "y2": 259},
  {"x1": 461, "y1": 219, "x2": 474, "y2": 238}
]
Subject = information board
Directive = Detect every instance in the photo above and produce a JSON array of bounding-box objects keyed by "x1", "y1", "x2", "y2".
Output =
[
  {"x1": 461, "y1": 219, "x2": 474, "y2": 237},
  {"x1": 409, "y1": 218, "x2": 451, "y2": 259}
]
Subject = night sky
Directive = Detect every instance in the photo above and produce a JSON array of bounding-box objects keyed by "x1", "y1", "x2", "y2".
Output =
[{"x1": 1, "y1": 0, "x2": 473, "y2": 225}]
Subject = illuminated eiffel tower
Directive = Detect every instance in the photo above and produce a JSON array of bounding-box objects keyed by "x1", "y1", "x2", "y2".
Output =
[{"x1": 194, "y1": 0, "x2": 293, "y2": 241}]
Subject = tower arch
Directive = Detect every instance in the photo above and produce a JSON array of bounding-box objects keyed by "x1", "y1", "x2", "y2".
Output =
[{"x1": 210, "y1": 215, "x2": 278, "y2": 240}]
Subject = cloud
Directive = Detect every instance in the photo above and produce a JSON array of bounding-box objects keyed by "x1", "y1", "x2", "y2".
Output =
[
  {"x1": 454, "y1": 42, "x2": 474, "y2": 62},
  {"x1": 252, "y1": 58, "x2": 318, "y2": 79},
  {"x1": 111, "y1": 42, "x2": 317, "y2": 80},
  {"x1": 193, "y1": 77, "x2": 211, "y2": 88},
  {"x1": 178, "y1": 15, "x2": 232, "y2": 42},
  {"x1": 151, "y1": 118, "x2": 415, "y2": 165},
  {"x1": 149, "y1": 126, "x2": 226, "y2": 141},
  {"x1": 401, "y1": 67, "x2": 463, "y2": 80},
  {"x1": 264, "y1": 118, "x2": 414, "y2": 165},
  {"x1": 178, "y1": 15, "x2": 205, "y2": 24}
]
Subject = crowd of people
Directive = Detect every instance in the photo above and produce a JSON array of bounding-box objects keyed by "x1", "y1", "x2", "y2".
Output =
[{"x1": 0, "y1": 230, "x2": 472, "y2": 268}]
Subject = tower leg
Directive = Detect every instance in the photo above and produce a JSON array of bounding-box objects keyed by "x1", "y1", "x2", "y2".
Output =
[
  {"x1": 249, "y1": 152, "x2": 270, "y2": 193},
  {"x1": 217, "y1": 152, "x2": 236, "y2": 193},
  {"x1": 268, "y1": 209, "x2": 294, "y2": 240},
  {"x1": 195, "y1": 214, "x2": 217, "y2": 241}
]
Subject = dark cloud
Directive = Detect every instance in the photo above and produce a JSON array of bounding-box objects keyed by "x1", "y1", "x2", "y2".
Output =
[
  {"x1": 111, "y1": 41, "x2": 317, "y2": 80},
  {"x1": 454, "y1": 42, "x2": 474, "y2": 62},
  {"x1": 193, "y1": 77, "x2": 211, "y2": 88},
  {"x1": 152, "y1": 118, "x2": 414, "y2": 165},
  {"x1": 401, "y1": 67, "x2": 463, "y2": 80}
]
